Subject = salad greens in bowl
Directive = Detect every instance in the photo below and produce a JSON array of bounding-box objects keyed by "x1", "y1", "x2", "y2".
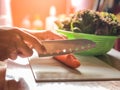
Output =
[{"x1": 56, "y1": 10, "x2": 120, "y2": 56}]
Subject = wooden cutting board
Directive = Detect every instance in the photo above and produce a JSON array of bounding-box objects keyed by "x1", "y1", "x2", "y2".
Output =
[{"x1": 29, "y1": 54, "x2": 120, "y2": 82}]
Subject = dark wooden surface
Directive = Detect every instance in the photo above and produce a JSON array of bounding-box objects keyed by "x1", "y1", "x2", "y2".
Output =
[{"x1": 3, "y1": 49, "x2": 120, "y2": 90}]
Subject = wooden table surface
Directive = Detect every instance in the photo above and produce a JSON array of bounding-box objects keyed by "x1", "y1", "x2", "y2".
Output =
[{"x1": 3, "y1": 49, "x2": 120, "y2": 90}]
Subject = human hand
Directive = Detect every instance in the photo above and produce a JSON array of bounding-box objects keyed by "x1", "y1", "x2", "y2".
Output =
[
  {"x1": 0, "y1": 27, "x2": 46, "y2": 61},
  {"x1": 26, "y1": 30, "x2": 66, "y2": 40}
]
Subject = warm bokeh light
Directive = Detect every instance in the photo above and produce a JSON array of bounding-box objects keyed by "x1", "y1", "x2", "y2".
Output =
[{"x1": 10, "y1": 0, "x2": 67, "y2": 29}]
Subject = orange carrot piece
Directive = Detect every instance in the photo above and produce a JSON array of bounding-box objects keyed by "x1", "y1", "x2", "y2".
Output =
[{"x1": 53, "y1": 54, "x2": 80, "y2": 68}]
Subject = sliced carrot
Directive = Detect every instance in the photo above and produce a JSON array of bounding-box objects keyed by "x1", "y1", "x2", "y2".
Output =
[{"x1": 53, "y1": 54, "x2": 80, "y2": 68}]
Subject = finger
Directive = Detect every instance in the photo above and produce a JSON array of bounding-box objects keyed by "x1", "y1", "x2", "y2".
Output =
[
  {"x1": 16, "y1": 40, "x2": 33, "y2": 58},
  {"x1": 14, "y1": 28, "x2": 46, "y2": 54},
  {"x1": 8, "y1": 50, "x2": 17, "y2": 60},
  {"x1": 54, "y1": 32, "x2": 67, "y2": 39},
  {"x1": 7, "y1": 47, "x2": 17, "y2": 60},
  {"x1": 0, "y1": 57, "x2": 8, "y2": 61},
  {"x1": 0, "y1": 49, "x2": 8, "y2": 61},
  {"x1": 47, "y1": 31, "x2": 67, "y2": 40}
]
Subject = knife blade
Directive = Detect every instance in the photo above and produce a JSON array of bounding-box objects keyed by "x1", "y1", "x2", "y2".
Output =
[{"x1": 39, "y1": 39, "x2": 96, "y2": 57}]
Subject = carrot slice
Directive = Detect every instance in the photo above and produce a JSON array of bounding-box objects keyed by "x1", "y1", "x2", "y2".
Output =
[{"x1": 53, "y1": 54, "x2": 80, "y2": 68}]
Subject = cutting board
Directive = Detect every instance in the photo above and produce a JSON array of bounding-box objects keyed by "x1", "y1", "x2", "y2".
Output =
[{"x1": 29, "y1": 54, "x2": 120, "y2": 82}]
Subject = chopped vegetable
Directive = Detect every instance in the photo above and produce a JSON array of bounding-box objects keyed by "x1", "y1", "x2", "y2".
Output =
[{"x1": 53, "y1": 54, "x2": 80, "y2": 68}]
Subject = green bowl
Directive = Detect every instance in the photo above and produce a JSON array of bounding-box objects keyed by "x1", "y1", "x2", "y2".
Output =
[{"x1": 57, "y1": 30, "x2": 117, "y2": 56}]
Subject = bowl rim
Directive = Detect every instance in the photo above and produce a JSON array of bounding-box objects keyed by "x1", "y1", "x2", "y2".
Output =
[{"x1": 57, "y1": 29, "x2": 117, "y2": 39}]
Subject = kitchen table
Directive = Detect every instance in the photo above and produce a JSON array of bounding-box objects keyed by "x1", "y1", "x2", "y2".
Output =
[{"x1": 4, "y1": 49, "x2": 120, "y2": 90}]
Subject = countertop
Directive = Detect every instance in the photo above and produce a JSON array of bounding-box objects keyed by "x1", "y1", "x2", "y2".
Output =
[{"x1": 4, "y1": 49, "x2": 120, "y2": 90}]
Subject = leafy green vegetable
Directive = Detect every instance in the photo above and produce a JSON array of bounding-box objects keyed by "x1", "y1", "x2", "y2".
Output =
[{"x1": 56, "y1": 10, "x2": 120, "y2": 36}]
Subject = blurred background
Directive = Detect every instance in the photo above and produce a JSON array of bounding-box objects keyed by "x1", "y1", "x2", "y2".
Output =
[
  {"x1": 1, "y1": 0, "x2": 120, "y2": 30},
  {"x1": 0, "y1": 0, "x2": 120, "y2": 50}
]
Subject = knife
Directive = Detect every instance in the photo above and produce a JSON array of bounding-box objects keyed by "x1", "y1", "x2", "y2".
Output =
[{"x1": 39, "y1": 39, "x2": 96, "y2": 57}]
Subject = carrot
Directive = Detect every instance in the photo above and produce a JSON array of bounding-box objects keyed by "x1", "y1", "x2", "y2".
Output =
[{"x1": 53, "y1": 54, "x2": 80, "y2": 68}]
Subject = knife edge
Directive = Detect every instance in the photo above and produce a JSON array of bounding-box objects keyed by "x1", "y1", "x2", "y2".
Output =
[{"x1": 39, "y1": 39, "x2": 96, "y2": 57}]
